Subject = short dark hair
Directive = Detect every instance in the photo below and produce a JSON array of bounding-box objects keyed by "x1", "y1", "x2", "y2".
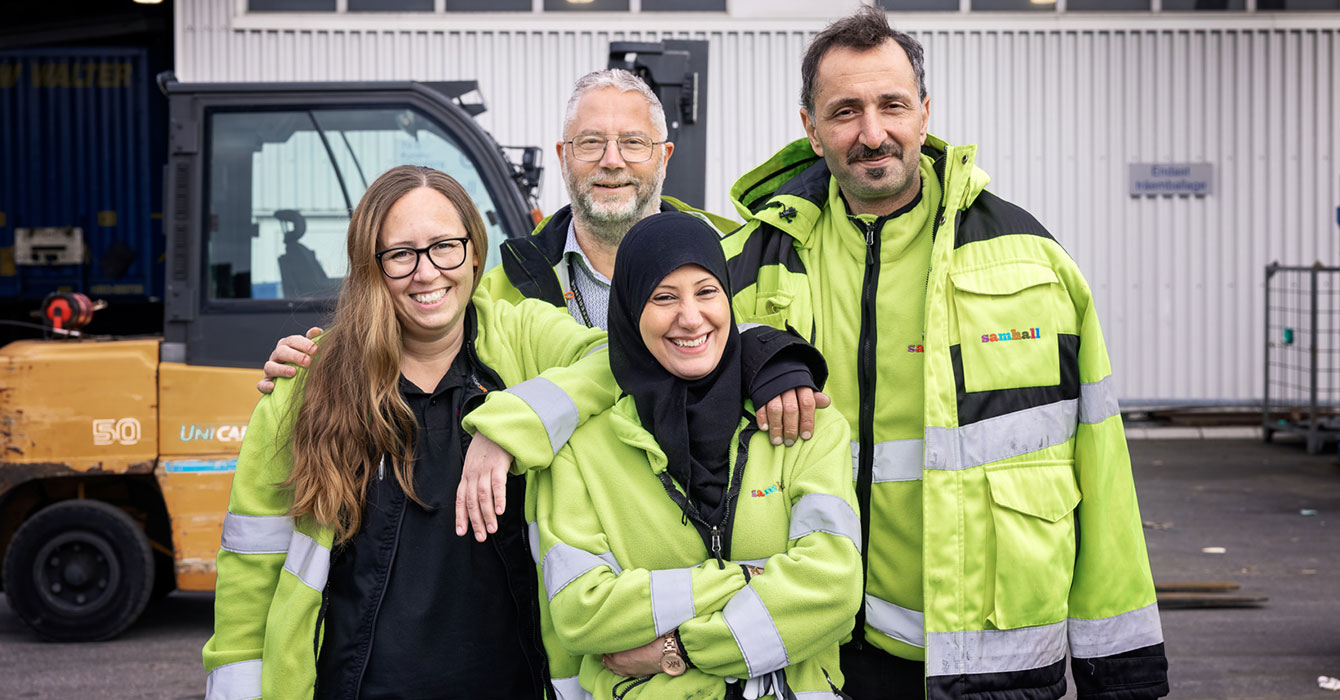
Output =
[{"x1": 800, "y1": 6, "x2": 927, "y2": 114}]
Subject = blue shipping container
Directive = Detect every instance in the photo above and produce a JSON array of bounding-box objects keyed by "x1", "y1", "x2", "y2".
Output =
[{"x1": 0, "y1": 48, "x2": 164, "y2": 302}]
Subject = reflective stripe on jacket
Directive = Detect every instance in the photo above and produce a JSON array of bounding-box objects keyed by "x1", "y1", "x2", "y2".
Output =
[
  {"x1": 201, "y1": 296, "x2": 615, "y2": 700},
  {"x1": 720, "y1": 135, "x2": 1168, "y2": 700}
]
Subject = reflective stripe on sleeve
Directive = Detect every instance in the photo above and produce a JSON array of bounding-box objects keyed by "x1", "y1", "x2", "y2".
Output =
[
  {"x1": 735, "y1": 557, "x2": 770, "y2": 568},
  {"x1": 737, "y1": 322, "x2": 769, "y2": 334},
  {"x1": 1078, "y1": 376, "x2": 1120, "y2": 425},
  {"x1": 582, "y1": 343, "x2": 608, "y2": 358},
  {"x1": 865, "y1": 594, "x2": 924, "y2": 648},
  {"x1": 852, "y1": 439, "x2": 924, "y2": 483},
  {"x1": 722, "y1": 584, "x2": 789, "y2": 678},
  {"x1": 925, "y1": 399, "x2": 1078, "y2": 471},
  {"x1": 204, "y1": 658, "x2": 262, "y2": 700},
  {"x1": 788, "y1": 493, "x2": 861, "y2": 551},
  {"x1": 649, "y1": 567, "x2": 696, "y2": 636},
  {"x1": 220, "y1": 513, "x2": 293, "y2": 554},
  {"x1": 597, "y1": 550, "x2": 623, "y2": 575},
  {"x1": 1069, "y1": 603, "x2": 1163, "y2": 659},
  {"x1": 551, "y1": 674, "x2": 593, "y2": 700},
  {"x1": 926, "y1": 620, "x2": 1067, "y2": 677},
  {"x1": 506, "y1": 376, "x2": 580, "y2": 455},
  {"x1": 542, "y1": 542, "x2": 618, "y2": 600},
  {"x1": 527, "y1": 521, "x2": 541, "y2": 565},
  {"x1": 282, "y1": 530, "x2": 331, "y2": 593}
]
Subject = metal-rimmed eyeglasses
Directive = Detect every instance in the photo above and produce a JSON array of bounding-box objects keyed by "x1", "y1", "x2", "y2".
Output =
[
  {"x1": 565, "y1": 134, "x2": 666, "y2": 163},
  {"x1": 375, "y1": 237, "x2": 470, "y2": 279}
]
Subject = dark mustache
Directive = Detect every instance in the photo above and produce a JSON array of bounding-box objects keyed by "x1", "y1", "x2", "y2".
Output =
[{"x1": 846, "y1": 142, "x2": 900, "y2": 165}]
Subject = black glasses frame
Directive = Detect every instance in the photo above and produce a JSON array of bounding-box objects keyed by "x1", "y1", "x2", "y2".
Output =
[{"x1": 374, "y1": 237, "x2": 471, "y2": 279}]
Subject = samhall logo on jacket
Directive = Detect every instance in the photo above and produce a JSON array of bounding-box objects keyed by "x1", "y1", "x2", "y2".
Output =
[
  {"x1": 751, "y1": 481, "x2": 784, "y2": 498},
  {"x1": 981, "y1": 328, "x2": 1042, "y2": 343}
]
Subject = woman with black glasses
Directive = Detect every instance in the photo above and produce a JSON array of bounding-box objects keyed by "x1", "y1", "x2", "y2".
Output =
[{"x1": 202, "y1": 165, "x2": 615, "y2": 700}]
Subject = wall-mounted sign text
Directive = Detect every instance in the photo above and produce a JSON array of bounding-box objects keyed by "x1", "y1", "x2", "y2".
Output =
[{"x1": 1129, "y1": 163, "x2": 1214, "y2": 197}]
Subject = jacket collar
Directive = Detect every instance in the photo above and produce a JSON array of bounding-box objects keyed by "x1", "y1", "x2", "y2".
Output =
[{"x1": 729, "y1": 133, "x2": 992, "y2": 246}]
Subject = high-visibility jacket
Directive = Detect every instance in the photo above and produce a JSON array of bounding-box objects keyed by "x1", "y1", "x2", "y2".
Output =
[
  {"x1": 468, "y1": 196, "x2": 741, "y2": 699},
  {"x1": 201, "y1": 296, "x2": 616, "y2": 700},
  {"x1": 478, "y1": 196, "x2": 739, "y2": 312},
  {"x1": 535, "y1": 396, "x2": 862, "y2": 700},
  {"x1": 721, "y1": 135, "x2": 1169, "y2": 699}
]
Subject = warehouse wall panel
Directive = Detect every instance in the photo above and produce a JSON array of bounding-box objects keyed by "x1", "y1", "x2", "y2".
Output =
[{"x1": 176, "y1": 3, "x2": 1340, "y2": 403}]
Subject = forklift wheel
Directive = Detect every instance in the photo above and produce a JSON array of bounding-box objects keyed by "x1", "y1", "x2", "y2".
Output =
[{"x1": 3, "y1": 500, "x2": 155, "y2": 642}]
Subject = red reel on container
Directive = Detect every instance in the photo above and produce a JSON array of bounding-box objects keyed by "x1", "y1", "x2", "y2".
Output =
[{"x1": 41, "y1": 292, "x2": 97, "y2": 333}]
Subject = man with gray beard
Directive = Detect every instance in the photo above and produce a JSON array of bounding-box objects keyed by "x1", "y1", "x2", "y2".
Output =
[{"x1": 478, "y1": 68, "x2": 735, "y2": 331}]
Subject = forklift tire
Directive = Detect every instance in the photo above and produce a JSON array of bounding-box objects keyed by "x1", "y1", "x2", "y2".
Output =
[{"x1": 3, "y1": 500, "x2": 155, "y2": 642}]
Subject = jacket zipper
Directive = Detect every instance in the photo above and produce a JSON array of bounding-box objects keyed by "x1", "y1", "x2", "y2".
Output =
[
  {"x1": 851, "y1": 215, "x2": 882, "y2": 647},
  {"x1": 656, "y1": 423, "x2": 755, "y2": 567},
  {"x1": 349, "y1": 477, "x2": 408, "y2": 698}
]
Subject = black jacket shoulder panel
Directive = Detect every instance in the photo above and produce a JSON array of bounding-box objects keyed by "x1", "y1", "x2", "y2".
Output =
[
  {"x1": 772, "y1": 157, "x2": 831, "y2": 208},
  {"x1": 737, "y1": 155, "x2": 824, "y2": 214},
  {"x1": 955, "y1": 190, "x2": 1055, "y2": 249},
  {"x1": 498, "y1": 206, "x2": 573, "y2": 307},
  {"x1": 498, "y1": 199, "x2": 687, "y2": 306},
  {"x1": 726, "y1": 222, "x2": 807, "y2": 293}
]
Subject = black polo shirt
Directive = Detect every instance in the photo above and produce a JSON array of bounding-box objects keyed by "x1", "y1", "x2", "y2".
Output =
[{"x1": 316, "y1": 352, "x2": 534, "y2": 700}]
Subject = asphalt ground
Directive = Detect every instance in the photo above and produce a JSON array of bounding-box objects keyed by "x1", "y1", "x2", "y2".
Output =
[
  {"x1": 1135, "y1": 437, "x2": 1340, "y2": 699},
  {"x1": 0, "y1": 437, "x2": 1337, "y2": 699}
]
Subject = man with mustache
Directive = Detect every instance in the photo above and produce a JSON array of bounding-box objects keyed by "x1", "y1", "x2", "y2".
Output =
[{"x1": 722, "y1": 7, "x2": 1168, "y2": 700}]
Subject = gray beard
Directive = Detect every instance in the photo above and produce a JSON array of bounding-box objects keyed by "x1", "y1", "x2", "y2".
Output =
[
  {"x1": 566, "y1": 162, "x2": 666, "y2": 249},
  {"x1": 572, "y1": 196, "x2": 662, "y2": 249}
]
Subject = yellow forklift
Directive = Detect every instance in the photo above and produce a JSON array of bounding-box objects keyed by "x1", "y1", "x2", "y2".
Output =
[{"x1": 0, "y1": 76, "x2": 541, "y2": 641}]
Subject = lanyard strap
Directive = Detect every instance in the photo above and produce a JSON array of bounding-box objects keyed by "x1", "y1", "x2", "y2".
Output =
[{"x1": 566, "y1": 257, "x2": 595, "y2": 328}]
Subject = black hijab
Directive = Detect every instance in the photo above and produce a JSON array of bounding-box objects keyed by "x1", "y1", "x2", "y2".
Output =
[{"x1": 608, "y1": 212, "x2": 742, "y2": 523}]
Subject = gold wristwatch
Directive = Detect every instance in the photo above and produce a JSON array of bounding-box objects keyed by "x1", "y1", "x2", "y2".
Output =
[{"x1": 660, "y1": 633, "x2": 687, "y2": 676}]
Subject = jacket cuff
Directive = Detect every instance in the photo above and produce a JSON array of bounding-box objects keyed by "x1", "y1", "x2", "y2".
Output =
[
  {"x1": 1072, "y1": 642, "x2": 1170, "y2": 700},
  {"x1": 738, "y1": 324, "x2": 828, "y2": 406}
]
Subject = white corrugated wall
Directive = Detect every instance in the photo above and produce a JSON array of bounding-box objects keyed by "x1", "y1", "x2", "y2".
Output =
[{"x1": 176, "y1": 3, "x2": 1340, "y2": 404}]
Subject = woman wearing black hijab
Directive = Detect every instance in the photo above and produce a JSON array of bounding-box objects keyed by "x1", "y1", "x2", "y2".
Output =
[{"x1": 534, "y1": 212, "x2": 863, "y2": 700}]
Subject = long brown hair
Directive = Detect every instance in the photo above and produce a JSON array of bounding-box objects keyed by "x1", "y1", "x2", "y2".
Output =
[{"x1": 285, "y1": 165, "x2": 489, "y2": 543}]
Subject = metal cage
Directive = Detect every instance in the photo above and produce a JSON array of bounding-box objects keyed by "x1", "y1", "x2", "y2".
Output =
[{"x1": 1263, "y1": 263, "x2": 1340, "y2": 453}]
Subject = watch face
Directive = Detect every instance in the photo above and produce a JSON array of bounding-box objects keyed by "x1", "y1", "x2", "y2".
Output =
[{"x1": 661, "y1": 654, "x2": 687, "y2": 676}]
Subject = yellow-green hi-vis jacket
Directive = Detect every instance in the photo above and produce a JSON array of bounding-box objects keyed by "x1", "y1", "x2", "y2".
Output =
[
  {"x1": 536, "y1": 398, "x2": 862, "y2": 700},
  {"x1": 202, "y1": 296, "x2": 616, "y2": 700},
  {"x1": 721, "y1": 135, "x2": 1168, "y2": 699}
]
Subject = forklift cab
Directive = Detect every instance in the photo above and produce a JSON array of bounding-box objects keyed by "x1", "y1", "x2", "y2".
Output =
[{"x1": 161, "y1": 78, "x2": 537, "y2": 368}]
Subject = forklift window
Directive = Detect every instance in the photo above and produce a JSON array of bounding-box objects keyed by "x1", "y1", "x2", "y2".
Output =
[{"x1": 205, "y1": 107, "x2": 506, "y2": 302}]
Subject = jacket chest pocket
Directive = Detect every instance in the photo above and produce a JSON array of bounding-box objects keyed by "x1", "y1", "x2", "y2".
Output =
[
  {"x1": 984, "y1": 464, "x2": 1080, "y2": 630},
  {"x1": 951, "y1": 263, "x2": 1064, "y2": 393}
]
